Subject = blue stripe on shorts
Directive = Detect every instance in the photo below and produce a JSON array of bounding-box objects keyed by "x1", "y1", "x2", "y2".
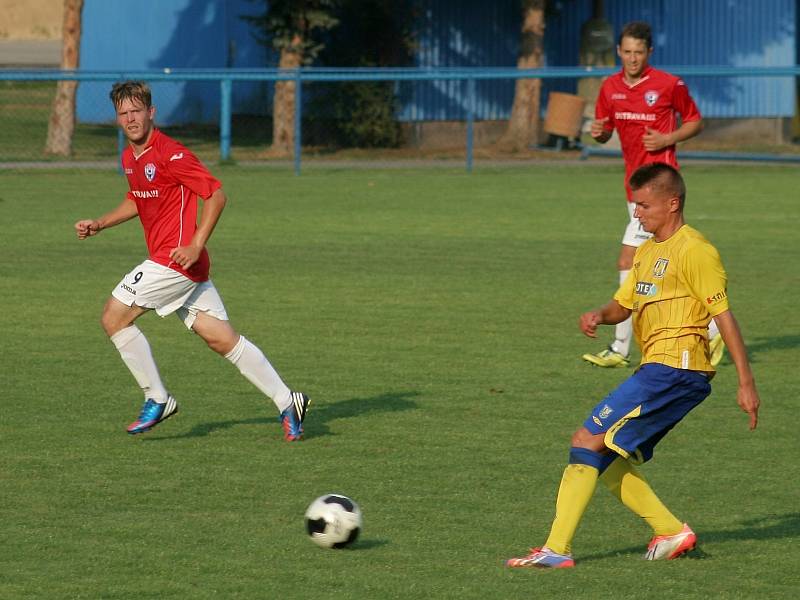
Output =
[{"x1": 583, "y1": 363, "x2": 711, "y2": 463}]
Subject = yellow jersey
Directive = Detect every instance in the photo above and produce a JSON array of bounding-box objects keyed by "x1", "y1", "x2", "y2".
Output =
[{"x1": 614, "y1": 225, "x2": 728, "y2": 372}]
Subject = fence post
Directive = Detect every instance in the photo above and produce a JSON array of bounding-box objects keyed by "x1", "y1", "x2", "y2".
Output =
[
  {"x1": 220, "y1": 78, "x2": 232, "y2": 161},
  {"x1": 117, "y1": 128, "x2": 124, "y2": 173},
  {"x1": 294, "y1": 69, "x2": 302, "y2": 176},
  {"x1": 466, "y1": 78, "x2": 476, "y2": 173}
]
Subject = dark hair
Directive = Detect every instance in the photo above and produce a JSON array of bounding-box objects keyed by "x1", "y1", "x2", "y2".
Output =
[
  {"x1": 618, "y1": 21, "x2": 652, "y2": 48},
  {"x1": 629, "y1": 163, "x2": 686, "y2": 209},
  {"x1": 110, "y1": 81, "x2": 152, "y2": 109}
]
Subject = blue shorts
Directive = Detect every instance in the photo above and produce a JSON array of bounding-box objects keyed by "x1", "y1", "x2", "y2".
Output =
[{"x1": 583, "y1": 363, "x2": 711, "y2": 464}]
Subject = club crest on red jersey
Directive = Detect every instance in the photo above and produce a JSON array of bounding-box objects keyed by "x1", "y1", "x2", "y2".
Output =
[
  {"x1": 144, "y1": 162, "x2": 156, "y2": 182},
  {"x1": 644, "y1": 91, "x2": 659, "y2": 107}
]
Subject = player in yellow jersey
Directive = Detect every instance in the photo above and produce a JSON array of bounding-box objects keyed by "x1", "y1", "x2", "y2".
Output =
[{"x1": 506, "y1": 163, "x2": 760, "y2": 569}]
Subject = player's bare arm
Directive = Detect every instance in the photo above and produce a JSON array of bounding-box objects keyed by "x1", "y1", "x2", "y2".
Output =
[
  {"x1": 74, "y1": 198, "x2": 139, "y2": 239},
  {"x1": 591, "y1": 117, "x2": 612, "y2": 143},
  {"x1": 712, "y1": 309, "x2": 760, "y2": 430},
  {"x1": 579, "y1": 299, "x2": 631, "y2": 338},
  {"x1": 642, "y1": 119, "x2": 703, "y2": 152},
  {"x1": 169, "y1": 187, "x2": 228, "y2": 269}
]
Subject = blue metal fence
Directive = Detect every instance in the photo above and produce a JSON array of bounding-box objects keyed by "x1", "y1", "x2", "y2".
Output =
[{"x1": 2, "y1": 66, "x2": 799, "y2": 173}]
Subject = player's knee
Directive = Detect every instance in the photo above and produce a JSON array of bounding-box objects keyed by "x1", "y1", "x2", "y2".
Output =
[
  {"x1": 206, "y1": 338, "x2": 231, "y2": 355},
  {"x1": 100, "y1": 309, "x2": 124, "y2": 337},
  {"x1": 570, "y1": 427, "x2": 602, "y2": 450},
  {"x1": 617, "y1": 256, "x2": 633, "y2": 271},
  {"x1": 202, "y1": 331, "x2": 238, "y2": 355}
]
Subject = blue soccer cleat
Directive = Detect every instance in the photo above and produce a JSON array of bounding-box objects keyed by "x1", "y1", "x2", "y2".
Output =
[
  {"x1": 280, "y1": 391, "x2": 310, "y2": 441},
  {"x1": 127, "y1": 395, "x2": 179, "y2": 435},
  {"x1": 506, "y1": 546, "x2": 575, "y2": 569}
]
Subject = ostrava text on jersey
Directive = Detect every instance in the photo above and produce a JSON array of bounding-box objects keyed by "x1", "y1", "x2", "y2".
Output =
[
  {"x1": 596, "y1": 66, "x2": 702, "y2": 200},
  {"x1": 614, "y1": 225, "x2": 728, "y2": 372},
  {"x1": 121, "y1": 128, "x2": 221, "y2": 282}
]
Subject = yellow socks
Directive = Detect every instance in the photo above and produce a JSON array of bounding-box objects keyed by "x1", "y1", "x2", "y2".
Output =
[
  {"x1": 544, "y1": 463, "x2": 599, "y2": 555},
  {"x1": 600, "y1": 457, "x2": 683, "y2": 536}
]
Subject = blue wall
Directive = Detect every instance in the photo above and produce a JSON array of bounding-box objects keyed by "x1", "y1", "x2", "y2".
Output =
[
  {"x1": 78, "y1": 0, "x2": 797, "y2": 124},
  {"x1": 543, "y1": 0, "x2": 797, "y2": 118},
  {"x1": 77, "y1": 0, "x2": 270, "y2": 124}
]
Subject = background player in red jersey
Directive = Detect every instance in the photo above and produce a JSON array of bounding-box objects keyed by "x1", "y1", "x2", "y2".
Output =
[
  {"x1": 582, "y1": 21, "x2": 724, "y2": 368},
  {"x1": 74, "y1": 81, "x2": 310, "y2": 440}
]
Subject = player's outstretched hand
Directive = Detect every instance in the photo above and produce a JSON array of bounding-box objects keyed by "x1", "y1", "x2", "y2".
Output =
[
  {"x1": 579, "y1": 311, "x2": 602, "y2": 338},
  {"x1": 737, "y1": 383, "x2": 760, "y2": 431},
  {"x1": 75, "y1": 219, "x2": 100, "y2": 239}
]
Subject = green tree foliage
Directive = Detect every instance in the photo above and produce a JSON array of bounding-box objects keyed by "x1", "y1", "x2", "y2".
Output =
[
  {"x1": 310, "y1": 0, "x2": 416, "y2": 148},
  {"x1": 244, "y1": 0, "x2": 339, "y2": 65}
]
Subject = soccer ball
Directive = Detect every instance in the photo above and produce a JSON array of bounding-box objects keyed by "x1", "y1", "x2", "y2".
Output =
[{"x1": 305, "y1": 494, "x2": 362, "y2": 549}]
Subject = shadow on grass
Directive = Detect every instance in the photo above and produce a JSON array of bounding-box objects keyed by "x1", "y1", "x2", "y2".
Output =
[
  {"x1": 580, "y1": 512, "x2": 800, "y2": 562},
  {"x1": 744, "y1": 335, "x2": 800, "y2": 363},
  {"x1": 349, "y1": 538, "x2": 390, "y2": 551},
  {"x1": 141, "y1": 390, "x2": 420, "y2": 441}
]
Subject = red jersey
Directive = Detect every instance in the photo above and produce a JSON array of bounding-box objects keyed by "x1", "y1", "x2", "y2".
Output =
[
  {"x1": 121, "y1": 128, "x2": 221, "y2": 282},
  {"x1": 596, "y1": 66, "x2": 701, "y2": 200}
]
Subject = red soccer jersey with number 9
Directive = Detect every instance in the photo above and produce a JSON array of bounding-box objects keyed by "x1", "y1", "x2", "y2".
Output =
[
  {"x1": 121, "y1": 128, "x2": 221, "y2": 282},
  {"x1": 595, "y1": 66, "x2": 702, "y2": 200}
]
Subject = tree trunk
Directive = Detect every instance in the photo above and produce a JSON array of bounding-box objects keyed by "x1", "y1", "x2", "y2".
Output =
[
  {"x1": 45, "y1": 0, "x2": 83, "y2": 157},
  {"x1": 498, "y1": 0, "x2": 545, "y2": 152},
  {"x1": 270, "y1": 35, "x2": 303, "y2": 156}
]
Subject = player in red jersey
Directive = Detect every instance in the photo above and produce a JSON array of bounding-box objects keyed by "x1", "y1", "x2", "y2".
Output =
[
  {"x1": 74, "y1": 81, "x2": 309, "y2": 440},
  {"x1": 582, "y1": 21, "x2": 724, "y2": 369}
]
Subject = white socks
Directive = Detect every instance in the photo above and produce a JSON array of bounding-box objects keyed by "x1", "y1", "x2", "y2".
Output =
[
  {"x1": 110, "y1": 325, "x2": 168, "y2": 403},
  {"x1": 225, "y1": 336, "x2": 291, "y2": 412},
  {"x1": 611, "y1": 269, "x2": 632, "y2": 357}
]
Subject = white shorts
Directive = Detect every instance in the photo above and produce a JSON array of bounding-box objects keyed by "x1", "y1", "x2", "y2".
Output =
[
  {"x1": 111, "y1": 259, "x2": 229, "y2": 329},
  {"x1": 621, "y1": 201, "x2": 653, "y2": 247}
]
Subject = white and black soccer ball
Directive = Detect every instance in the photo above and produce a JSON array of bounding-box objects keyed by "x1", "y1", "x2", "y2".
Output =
[{"x1": 305, "y1": 494, "x2": 362, "y2": 549}]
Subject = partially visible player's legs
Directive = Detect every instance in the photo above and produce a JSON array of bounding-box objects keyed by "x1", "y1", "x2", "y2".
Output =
[
  {"x1": 192, "y1": 311, "x2": 291, "y2": 407},
  {"x1": 507, "y1": 429, "x2": 614, "y2": 568},
  {"x1": 102, "y1": 297, "x2": 177, "y2": 434},
  {"x1": 603, "y1": 458, "x2": 698, "y2": 561},
  {"x1": 611, "y1": 257, "x2": 635, "y2": 358},
  {"x1": 600, "y1": 456, "x2": 683, "y2": 536},
  {"x1": 583, "y1": 201, "x2": 648, "y2": 368},
  {"x1": 189, "y1": 309, "x2": 310, "y2": 441},
  {"x1": 582, "y1": 245, "x2": 638, "y2": 368},
  {"x1": 708, "y1": 317, "x2": 725, "y2": 366}
]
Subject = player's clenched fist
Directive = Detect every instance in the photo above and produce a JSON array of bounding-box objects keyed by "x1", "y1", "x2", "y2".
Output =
[
  {"x1": 590, "y1": 117, "x2": 610, "y2": 139},
  {"x1": 75, "y1": 219, "x2": 101, "y2": 239},
  {"x1": 579, "y1": 311, "x2": 602, "y2": 338}
]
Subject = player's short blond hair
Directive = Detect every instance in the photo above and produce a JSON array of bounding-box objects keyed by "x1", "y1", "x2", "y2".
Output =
[{"x1": 110, "y1": 81, "x2": 152, "y2": 109}]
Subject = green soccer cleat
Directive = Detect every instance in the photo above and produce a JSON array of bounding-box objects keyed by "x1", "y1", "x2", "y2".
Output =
[
  {"x1": 582, "y1": 347, "x2": 630, "y2": 368},
  {"x1": 709, "y1": 334, "x2": 726, "y2": 367}
]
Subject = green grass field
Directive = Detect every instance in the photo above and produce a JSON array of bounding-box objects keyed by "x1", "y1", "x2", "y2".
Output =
[{"x1": 1, "y1": 164, "x2": 798, "y2": 599}]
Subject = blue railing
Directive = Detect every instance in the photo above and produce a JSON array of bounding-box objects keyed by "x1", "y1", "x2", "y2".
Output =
[{"x1": 3, "y1": 66, "x2": 799, "y2": 173}]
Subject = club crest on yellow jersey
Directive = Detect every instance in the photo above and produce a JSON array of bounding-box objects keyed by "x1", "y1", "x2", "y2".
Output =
[{"x1": 652, "y1": 258, "x2": 669, "y2": 278}]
